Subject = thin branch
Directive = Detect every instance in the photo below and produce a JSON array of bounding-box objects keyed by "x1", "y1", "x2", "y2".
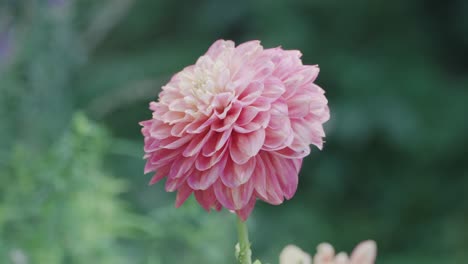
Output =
[
  {"x1": 86, "y1": 78, "x2": 167, "y2": 119},
  {"x1": 82, "y1": 0, "x2": 136, "y2": 53}
]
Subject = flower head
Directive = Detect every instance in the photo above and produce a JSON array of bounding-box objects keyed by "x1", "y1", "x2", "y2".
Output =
[
  {"x1": 280, "y1": 245, "x2": 312, "y2": 264},
  {"x1": 141, "y1": 40, "x2": 329, "y2": 220},
  {"x1": 280, "y1": 241, "x2": 377, "y2": 264},
  {"x1": 313, "y1": 241, "x2": 377, "y2": 264},
  {"x1": 0, "y1": 27, "x2": 13, "y2": 64}
]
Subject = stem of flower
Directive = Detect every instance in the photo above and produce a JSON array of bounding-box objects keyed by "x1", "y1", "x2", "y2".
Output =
[{"x1": 236, "y1": 217, "x2": 252, "y2": 264}]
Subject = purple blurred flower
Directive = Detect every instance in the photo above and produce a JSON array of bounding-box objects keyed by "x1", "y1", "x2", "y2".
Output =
[{"x1": 0, "y1": 28, "x2": 13, "y2": 64}]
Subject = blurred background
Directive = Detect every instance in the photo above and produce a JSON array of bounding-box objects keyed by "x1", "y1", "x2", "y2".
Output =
[{"x1": 1, "y1": 0, "x2": 467, "y2": 263}]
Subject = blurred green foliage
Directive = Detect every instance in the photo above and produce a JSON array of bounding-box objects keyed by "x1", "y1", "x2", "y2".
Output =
[
  {"x1": 1, "y1": 0, "x2": 467, "y2": 263},
  {"x1": 0, "y1": 113, "x2": 132, "y2": 263}
]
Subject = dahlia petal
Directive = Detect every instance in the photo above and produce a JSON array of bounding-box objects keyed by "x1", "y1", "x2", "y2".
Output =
[
  {"x1": 175, "y1": 183, "x2": 193, "y2": 207},
  {"x1": 350, "y1": 240, "x2": 377, "y2": 264},
  {"x1": 217, "y1": 69, "x2": 231, "y2": 88},
  {"x1": 288, "y1": 94, "x2": 312, "y2": 118},
  {"x1": 237, "y1": 40, "x2": 262, "y2": 52},
  {"x1": 291, "y1": 119, "x2": 326, "y2": 150},
  {"x1": 282, "y1": 76, "x2": 302, "y2": 99},
  {"x1": 221, "y1": 157, "x2": 256, "y2": 187},
  {"x1": 214, "y1": 201, "x2": 222, "y2": 211},
  {"x1": 269, "y1": 100, "x2": 289, "y2": 126},
  {"x1": 263, "y1": 173, "x2": 284, "y2": 205},
  {"x1": 307, "y1": 93, "x2": 328, "y2": 112},
  {"x1": 206, "y1": 39, "x2": 234, "y2": 59},
  {"x1": 149, "y1": 101, "x2": 159, "y2": 111},
  {"x1": 170, "y1": 121, "x2": 191, "y2": 137},
  {"x1": 233, "y1": 122, "x2": 261, "y2": 134},
  {"x1": 196, "y1": 55, "x2": 214, "y2": 69},
  {"x1": 213, "y1": 92, "x2": 234, "y2": 110},
  {"x1": 197, "y1": 129, "x2": 232, "y2": 157},
  {"x1": 263, "y1": 126, "x2": 294, "y2": 150},
  {"x1": 186, "y1": 114, "x2": 216, "y2": 134},
  {"x1": 160, "y1": 135, "x2": 193, "y2": 149},
  {"x1": 162, "y1": 111, "x2": 186, "y2": 124},
  {"x1": 212, "y1": 102, "x2": 242, "y2": 132},
  {"x1": 237, "y1": 106, "x2": 259, "y2": 126},
  {"x1": 144, "y1": 160, "x2": 157, "y2": 174},
  {"x1": 151, "y1": 102, "x2": 170, "y2": 117},
  {"x1": 269, "y1": 154, "x2": 299, "y2": 199},
  {"x1": 210, "y1": 142, "x2": 229, "y2": 164},
  {"x1": 149, "y1": 121, "x2": 172, "y2": 139},
  {"x1": 169, "y1": 155, "x2": 197, "y2": 179},
  {"x1": 319, "y1": 105, "x2": 330, "y2": 123},
  {"x1": 143, "y1": 138, "x2": 160, "y2": 152},
  {"x1": 231, "y1": 180, "x2": 254, "y2": 210},
  {"x1": 213, "y1": 180, "x2": 235, "y2": 209},
  {"x1": 237, "y1": 81, "x2": 263, "y2": 105},
  {"x1": 236, "y1": 113, "x2": 270, "y2": 134},
  {"x1": 197, "y1": 143, "x2": 229, "y2": 172},
  {"x1": 252, "y1": 155, "x2": 268, "y2": 199},
  {"x1": 275, "y1": 146, "x2": 310, "y2": 159},
  {"x1": 272, "y1": 55, "x2": 297, "y2": 80},
  {"x1": 188, "y1": 153, "x2": 227, "y2": 190},
  {"x1": 194, "y1": 192, "x2": 210, "y2": 211},
  {"x1": 160, "y1": 90, "x2": 183, "y2": 105},
  {"x1": 194, "y1": 154, "x2": 212, "y2": 171},
  {"x1": 251, "y1": 110, "x2": 270, "y2": 128},
  {"x1": 183, "y1": 130, "x2": 213, "y2": 157},
  {"x1": 213, "y1": 180, "x2": 254, "y2": 210},
  {"x1": 199, "y1": 159, "x2": 226, "y2": 188},
  {"x1": 250, "y1": 96, "x2": 272, "y2": 111},
  {"x1": 253, "y1": 60, "x2": 274, "y2": 81},
  {"x1": 215, "y1": 128, "x2": 232, "y2": 152},
  {"x1": 232, "y1": 40, "x2": 261, "y2": 65},
  {"x1": 139, "y1": 119, "x2": 153, "y2": 127},
  {"x1": 231, "y1": 129, "x2": 265, "y2": 160},
  {"x1": 229, "y1": 139, "x2": 250, "y2": 164},
  {"x1": 260, "y1": 152, "x2": 285, "y2": 204},
  {"x1": 199, "y1": 135, "x2": 216, "y2": 157},
  {"x1": 194, "y1": 187, "x2": 218, "y2": 211},
  {"x1": 214, "y1": 101, "x2": 232, "y2": 119},
  {"x1": 308, "y1": 121, "x2": 326, "y2": 138},
  {"x1": 149, "y1": 148, "x2": 183, "y2": 166},
  {"x1": 201, "y1": 129, "x2": 230, "y2": 157},
  {"x1": 165, "y1": 168, "x2": 193, "y2": 192},
  {"x1": 262, "y1": 77, "x2": 286, "y2": 100},
  {"x1": 310, "y1": 136, "x2": 324, "y2": 150},
  {"x1": 236, "y1": 196, "x2": 256, "y2": 221},
  {"x1": 169, "y1": 98, "x2": 190, "y2": 112},
  {"x1": 141, "y1": 128, "x2": 151, "y2": 138},
  {"x1": 148, "y1": 164, "x2": 171, "y2": 185},
  {"x1": 298, "y1": 65, "x2": 320, "y2": 84}
]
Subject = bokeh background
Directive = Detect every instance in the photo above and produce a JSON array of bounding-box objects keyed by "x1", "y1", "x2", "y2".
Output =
[{"x1": 1, "y1": 0, "x2": 467, "y2": 263}]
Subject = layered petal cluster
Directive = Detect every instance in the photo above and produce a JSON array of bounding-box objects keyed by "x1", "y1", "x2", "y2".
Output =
[
  {"x1": 313, "y1": 241, "x2": 377, "y2": 264},
  {"x1": 280, "y1": 245, "x2": 312, "y2": 264},
  {"x1": 279, "y1": 241, "x2": 377, "y2": 264},
  {"x1": 141, "y1": 40, "x2": 329, "y2": 220}
]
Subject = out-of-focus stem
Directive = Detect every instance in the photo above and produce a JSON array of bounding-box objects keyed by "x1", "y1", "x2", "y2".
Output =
[{"x1": 236, "y1": 217, "x2": 252, "y2": 264}]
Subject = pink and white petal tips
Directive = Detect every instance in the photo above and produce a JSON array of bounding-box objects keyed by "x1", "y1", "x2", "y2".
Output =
[
  {"x1": 279, "y1": 245, "x2": 312, "y2": 264},
  {"x1": 140, "y1": 39, "x2": 329, "y2": 220},
  {"x1": 312, "y1": 241, "x2": 377, "y2": 264},
  {"x1": 350, "y1": 241, "x2": 377, "y2": 264}
]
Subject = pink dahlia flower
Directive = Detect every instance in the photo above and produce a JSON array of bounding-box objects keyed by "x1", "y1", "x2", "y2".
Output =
[{"x1": 140, "y1": 40, "x2": 329, "y2": 220}]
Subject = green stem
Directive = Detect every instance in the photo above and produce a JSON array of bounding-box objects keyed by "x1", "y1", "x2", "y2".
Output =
[{"x1": 236, "y1": 217, "x2": 252, "y2": 264}]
